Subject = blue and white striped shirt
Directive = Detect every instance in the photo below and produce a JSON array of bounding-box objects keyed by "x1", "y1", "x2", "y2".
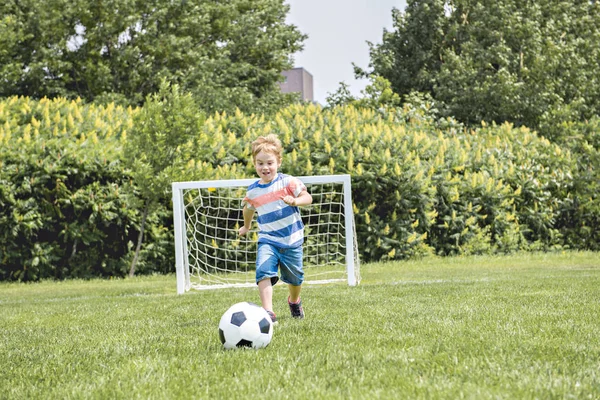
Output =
[{"x1": 242, "y1": 173, "x2": 307, "y2": 248}]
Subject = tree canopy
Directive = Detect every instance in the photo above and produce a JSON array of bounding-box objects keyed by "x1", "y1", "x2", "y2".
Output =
[
  {"x1": 360, "y1": 0, "x2": 600, "y2": 139},
  {"x1": 0, "y1": 0, "x2": 306, "y2": 114}
]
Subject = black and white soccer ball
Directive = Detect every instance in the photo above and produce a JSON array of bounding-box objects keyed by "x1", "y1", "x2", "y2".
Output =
[{"x1": 218, "y1": 302, "x2": 273, "y2": 349}]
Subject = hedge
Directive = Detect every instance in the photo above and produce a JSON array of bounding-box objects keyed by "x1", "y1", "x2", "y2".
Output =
[{"x1": 1, "y1": 96, "x2": 598, "y2": 280}]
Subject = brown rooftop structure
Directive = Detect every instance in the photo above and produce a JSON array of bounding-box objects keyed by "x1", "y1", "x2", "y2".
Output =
[{"x1": 279, "y1": 67, "x2": 314, "y2": 102}]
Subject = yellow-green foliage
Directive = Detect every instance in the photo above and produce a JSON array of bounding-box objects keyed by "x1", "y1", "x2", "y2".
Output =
[
  {"x1": 1, "y1": 96, "x2": 594, "y2": 281},
  {"x1": 186, "y1": 103, "x2": 581, "y2": 261},
  {"x1": 0, "y1": 96, "x2": 142, "y2": 281},
  {"x1": 0, "y1": 96, "x2": 135, "y2": 152}
]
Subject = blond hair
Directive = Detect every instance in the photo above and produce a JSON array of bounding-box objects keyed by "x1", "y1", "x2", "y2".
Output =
[{"x1": 251, "y1": 134, "x2": 283, "y2": 162}]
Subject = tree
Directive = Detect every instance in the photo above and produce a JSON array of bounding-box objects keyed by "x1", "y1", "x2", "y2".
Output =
[
  {"x1": 356, "y1": 1, "x2": 448, "y2": 98},
  {"x1": 361, "y1": 0, "x2": 600, "y2": 139},
  {"x1": 326, "y1": 76, "x2": 402, "y2": 110},
  {"x1": 0, "y1": 0, "x2": 306, "y2": 114},
  {"x1": 123, "y1": 81, "x2": 204, "y2": 277}
]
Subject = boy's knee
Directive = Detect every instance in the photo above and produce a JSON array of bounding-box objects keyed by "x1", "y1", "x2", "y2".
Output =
[{"x1": 256, "y1": 275, "x2": 279, "y2": 286}]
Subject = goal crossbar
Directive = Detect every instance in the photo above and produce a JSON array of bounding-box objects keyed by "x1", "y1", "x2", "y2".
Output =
[{"x1": 172, "y1": 174, "x2": 359, "y2": 293}]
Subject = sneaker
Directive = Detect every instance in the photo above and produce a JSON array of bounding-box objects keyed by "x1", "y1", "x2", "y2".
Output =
[
  {"x1": 288, "y1": 297, "x2": 305, "y2": 319},
  {"x1": 266, "y1": 310, "x2": 278, "y2": 325}
]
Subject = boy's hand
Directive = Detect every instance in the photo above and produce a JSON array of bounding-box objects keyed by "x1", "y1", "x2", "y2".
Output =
[
  {"x1": 282, "y1": 195, "x2": 296, "y2": 206},
  {"x1": 239, "y1": 226, "x2": 250, "y2": 236}
]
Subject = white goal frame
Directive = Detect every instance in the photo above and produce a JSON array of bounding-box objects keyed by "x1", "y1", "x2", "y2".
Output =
[{"x1": 172, "y1": 174, "x2": 359, "y2": 293}]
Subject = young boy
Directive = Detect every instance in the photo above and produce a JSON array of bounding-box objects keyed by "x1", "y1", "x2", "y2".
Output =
[{"x1": 238, "y1": 134, "x2": 313, "y2": 323}]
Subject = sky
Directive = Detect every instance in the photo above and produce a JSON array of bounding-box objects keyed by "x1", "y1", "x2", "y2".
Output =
[{"x1": 285, "y1": 0, "x2": 408, "y2": 105}]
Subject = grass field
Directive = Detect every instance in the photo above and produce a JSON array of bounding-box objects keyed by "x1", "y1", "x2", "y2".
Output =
[{"x1": 1, "y1": 252, "x2": 599, "y2": 399}]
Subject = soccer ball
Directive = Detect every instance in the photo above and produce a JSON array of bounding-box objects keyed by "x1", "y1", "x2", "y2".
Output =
[{"x1": 218, "y1": 302, "x2": 273, "y2": 349}]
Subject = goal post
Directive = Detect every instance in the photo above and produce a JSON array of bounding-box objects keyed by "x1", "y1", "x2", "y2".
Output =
[{"x1": 172, "y1": 174, "x2": 360, "y2": 293}]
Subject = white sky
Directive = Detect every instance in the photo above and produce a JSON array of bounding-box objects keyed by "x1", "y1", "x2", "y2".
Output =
[{"x1": 285, "y1": 0, "x2": 407, "y2": 105}]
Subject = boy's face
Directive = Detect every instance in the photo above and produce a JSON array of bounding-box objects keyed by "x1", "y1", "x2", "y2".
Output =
[{"x1": 254, "y1": 150, "x2": 280, "y2": 184}]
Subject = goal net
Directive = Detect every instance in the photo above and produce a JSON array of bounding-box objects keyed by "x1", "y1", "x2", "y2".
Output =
[{"x1": 172, "y1": 174, "x2": 360, "y2": 293}]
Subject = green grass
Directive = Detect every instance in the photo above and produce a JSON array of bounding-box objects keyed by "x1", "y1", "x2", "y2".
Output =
[{"x1": 1, "y1": 252, "x2": 599, "y2": 399}]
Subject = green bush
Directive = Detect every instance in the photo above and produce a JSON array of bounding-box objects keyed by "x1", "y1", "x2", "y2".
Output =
[
  {"x1": 0, "y1": 97, "x2": 171, "y2": 280},
  {"x1": 186, "y1": 103, "x2": 587, "y2": 261},
  {"x1": 553, "y1": 117, "x2": 600, "y2": 250},
  {"x1": 1, "y1": 96, "x2": 598, "y2": 280}
]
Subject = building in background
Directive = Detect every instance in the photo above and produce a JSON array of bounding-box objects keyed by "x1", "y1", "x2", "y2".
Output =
[{"x1": 279, "y1": 67, "x2": 314, "y2": 102}]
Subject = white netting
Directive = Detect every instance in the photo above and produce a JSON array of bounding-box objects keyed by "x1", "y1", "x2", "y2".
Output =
[{"x1": 175, "y1": 177, "x2": 360, "y2": 290}]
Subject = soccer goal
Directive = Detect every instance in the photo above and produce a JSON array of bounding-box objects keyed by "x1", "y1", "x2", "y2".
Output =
[{"x1": 172, "y1": 174, "x2": 360, "y2": 293}]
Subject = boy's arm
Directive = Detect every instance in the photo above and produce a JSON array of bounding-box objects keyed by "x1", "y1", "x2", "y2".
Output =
[
  {"x1": 238, "y1": 205, "x2": 255, "y2": 236},
  {"x1": 282, "y1": 190, "x2": 313, "y2": 207}
]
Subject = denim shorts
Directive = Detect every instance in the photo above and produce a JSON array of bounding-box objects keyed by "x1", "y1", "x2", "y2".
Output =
[{"x1": 255, "y1": 242, "x2": 304, "y2": 286}]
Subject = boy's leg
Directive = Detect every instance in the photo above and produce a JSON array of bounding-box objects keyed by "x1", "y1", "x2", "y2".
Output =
[
  {"x1": 258, "y1": 278, "x2": 278, "y2": 324},
  {"x1": 288, "y1": 284, "x2": 302, "y2": 304},
  {"x1": 279, "y1": 246, "x2": 305, "y2": 319},
  {"x1": 255, "y1": 243, "x2": 280, "y2": 323},
  {"x1": 287, "y1": 285, "x2": 304, "y2": 319},
  {"x1": 258, "y1": 278, "x2": 274, "y2": 312}
]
